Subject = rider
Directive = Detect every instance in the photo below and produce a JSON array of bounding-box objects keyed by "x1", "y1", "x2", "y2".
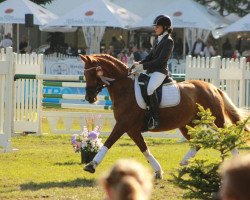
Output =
[{"x1": 133, "y1": 15, "x2": 174, "y2": 130}]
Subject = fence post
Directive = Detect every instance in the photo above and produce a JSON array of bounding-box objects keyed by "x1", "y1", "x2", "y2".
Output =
[
  {"x1": 2, "y1": 47, "x2": 14, "y2": 151},
  {"x1": 239, "y1": 57, "x2": 246, "y2": 108}
]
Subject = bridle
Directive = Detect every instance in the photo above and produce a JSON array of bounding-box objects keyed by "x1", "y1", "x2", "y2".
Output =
[{"x1": 84, "y1": 65, "x2": 134, "y2": 98}]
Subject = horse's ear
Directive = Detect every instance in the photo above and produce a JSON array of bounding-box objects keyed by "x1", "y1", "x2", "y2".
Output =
[
  {"x1": 80, "y1": 55, "x2": 92, "y2": 63},
  {"x1": 96, "y1": 66, "x2": 104, "y2": 76}
]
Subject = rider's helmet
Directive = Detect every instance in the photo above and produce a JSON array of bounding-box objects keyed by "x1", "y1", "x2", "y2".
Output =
[{"x1": 153, "y1": 15, "x2": 172, "y2": 30}]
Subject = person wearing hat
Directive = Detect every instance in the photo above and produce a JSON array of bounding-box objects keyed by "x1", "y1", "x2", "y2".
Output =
[{"x1": 133, "y1": 15, "x2": 174, "y2": 130}]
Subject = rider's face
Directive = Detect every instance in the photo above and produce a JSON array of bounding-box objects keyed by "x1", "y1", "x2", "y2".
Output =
[{"x1": 154, "y1": 25, "x2": 163, "y2": 36}]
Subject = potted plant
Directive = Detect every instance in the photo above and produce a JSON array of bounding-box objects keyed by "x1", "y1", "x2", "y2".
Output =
[{"x1": 71, "y1": 116, "x2": 103, "y2": 164}]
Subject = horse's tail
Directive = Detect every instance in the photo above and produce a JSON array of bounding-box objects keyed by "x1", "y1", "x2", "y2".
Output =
[{"x1": 218, "y1": 89, "x2": 250, "y2": 132}]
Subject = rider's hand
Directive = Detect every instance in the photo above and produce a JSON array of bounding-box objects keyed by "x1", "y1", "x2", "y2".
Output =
[
  {"x1": 132, "y1": 63, "x2": 143, "y2": 71},
  {"x1": 133, "y1": 61, "x2": 140, "y2": 65},
  {"x1": 136, "y1": 64, "x2": 144, "y2": 71}
]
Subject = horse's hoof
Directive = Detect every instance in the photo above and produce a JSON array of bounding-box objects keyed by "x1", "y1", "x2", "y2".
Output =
[
  {"x1": 155, "y1": 170, "x2": 163, "y2": 179},
  {"x1": 83, "y1": 161, "x2": 97, "y2": 173}
]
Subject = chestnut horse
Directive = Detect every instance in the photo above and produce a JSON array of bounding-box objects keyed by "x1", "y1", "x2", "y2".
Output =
[{"x1": 80, "y1": 54, "x2": 243, "y2": 179}]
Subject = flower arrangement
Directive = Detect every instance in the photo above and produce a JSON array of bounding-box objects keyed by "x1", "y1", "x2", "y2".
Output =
[{"x1": 71, "y1": 115, "x2": 103, "y2": 163}]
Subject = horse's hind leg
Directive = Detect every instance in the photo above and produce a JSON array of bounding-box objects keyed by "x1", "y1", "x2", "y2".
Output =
[
  {"x1": 214, "y1": 109, "x2": 239, "y2": 157},
  {"x1": 179, "y1": 127, "x2": 199, "y2": 166},
  {"x1": 127, "y1": 131, "x2": 163, "y2": 179}
]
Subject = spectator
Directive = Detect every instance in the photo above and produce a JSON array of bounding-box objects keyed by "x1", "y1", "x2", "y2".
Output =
[
  {"x1": 0, "y1": 33, "x2": 13, "y2": 48},
  {"x1": 106, "y1": 45, "x2": 115, "y2": 57},
  {"x1": 131, "y1": 46, "x2": 141, "y2": 62},
  {"x1": 109, "y1": 36, "x2": 123, "y2": 57},
  {"x1": 173, "y1": 37, "x2": 183, "y2": 59},
  {"x1": 203, "y1": 42, "x2": 216, "y2": 57},
  {"x1": 142, "y1": 40, "x2": 152, "y2": 52},
  {"x1": 19, "y1": 36, "x2": 28, "y2": 54},
  {"x1": 219, "y1": 154, "x2": 250, "y2": 200},
  {"x1": 117, "y1": 49, "x2": 128, "y2": 64},
  {"x1": 232, "y1": 50, "x2": 241, "y2": 59},
  {"x1": 99, "y1": 159, "x2": 153, "y2": 200},
  {"x1": 222, "y1": 38, "x2": 232, "y2": 58},
  {"x1": 191, "y1": 38, "x2": 205, "y2": 57},
  {"x1": 140, "y1": 47, "x2": 149, "y2": 60}
]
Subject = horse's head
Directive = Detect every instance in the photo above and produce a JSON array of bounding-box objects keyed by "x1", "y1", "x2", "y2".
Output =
[
  {"x1": 81, "y1": 54, "x2": 129, "y2": 103},
  {"x1": 81, "y1": 55, "x2": 104, "y2": 103}
]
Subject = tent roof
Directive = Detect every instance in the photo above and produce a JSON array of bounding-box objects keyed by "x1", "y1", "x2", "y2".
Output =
[
  {"x1": 45, "y1": 0, "x2": 141, "y2": 28},
  {"x1": 130, "y1": 0, "x2": 228, "y2": 30},
  {"x1": 0, "y1": 0, "x2": 58, "y2": 25},
  {"x1": 223, "y1": 13, "x2": 250, "y2": 33},
  {"x1": 45, "y1": 0, "x2": 84, "y2": 16}
]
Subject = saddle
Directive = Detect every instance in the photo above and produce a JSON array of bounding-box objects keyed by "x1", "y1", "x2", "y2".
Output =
[{"x1": 138, "y1": 73, "x2": 174, "y2": 106}]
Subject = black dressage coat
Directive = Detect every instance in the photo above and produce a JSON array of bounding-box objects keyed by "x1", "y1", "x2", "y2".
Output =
[{"x1": 140, "y1": 34, "x2": 174, "y2": 75}]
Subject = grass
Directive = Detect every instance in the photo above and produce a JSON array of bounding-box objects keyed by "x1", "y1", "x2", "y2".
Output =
[{"x1": 0, "y1": 134, "x2": 249, "y2": 200}]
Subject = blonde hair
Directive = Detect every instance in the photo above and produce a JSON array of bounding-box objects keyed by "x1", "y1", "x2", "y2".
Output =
[
  {"x1": 100, "y1": 159, "x2": 153, "y2": 200},
  {"x1": 220, "y1": 154, "x2": 250, "y2": 200}
]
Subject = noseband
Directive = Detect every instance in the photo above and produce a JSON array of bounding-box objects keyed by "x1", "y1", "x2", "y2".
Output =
[{"x1": 84, "y1": 65, "x2": 133, "y2": 96}]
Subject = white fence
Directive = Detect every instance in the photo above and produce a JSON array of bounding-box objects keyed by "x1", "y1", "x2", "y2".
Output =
[
  {"x1": 0, "y1": 48, "x2": 14, "y2": 151},
  {"x1": 186, "y1": 56, "x2": 250, "y2": 108},
  {"x1": 0, "y1": 49, "x2": 250, "y2": 151}
]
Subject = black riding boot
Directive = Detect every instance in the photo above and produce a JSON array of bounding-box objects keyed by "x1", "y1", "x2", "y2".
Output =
[{"x1": 148, "y1": 92, "x2": 160, "y2": 130}]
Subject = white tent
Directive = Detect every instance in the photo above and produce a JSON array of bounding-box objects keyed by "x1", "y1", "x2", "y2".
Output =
[
  {"x1": 46, "y1": 0, "x2": 141, "y2": 28},
  {"x1": 0, "y1": 0, "x2": 58, "y2": 52},
  {"x1": 130, "y1": 0, "x2": 228, "y2": 56},
  {"x1": 222, "y1": 13, "x2": 250, "y2": 33},
  {"x1": 131, "y1": 0, "x2": 227, "y2": 30},
  {"x1": 45, "y1": 0, "x2": 141, "y2": 54},
  {"x1": 45, "y1": 0, "x2": 85, "y2": 16},
  {"x1": 0, "y1": 0, "x2": 57, "y2": 25}
]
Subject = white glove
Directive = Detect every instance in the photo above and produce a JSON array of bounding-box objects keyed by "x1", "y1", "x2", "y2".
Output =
[
  {"x1": 134, "y1": 64, "x2": 144, "y2": 72},
  {"x1": 132, "y1": 63, "x2": 144, "y2": 77}
]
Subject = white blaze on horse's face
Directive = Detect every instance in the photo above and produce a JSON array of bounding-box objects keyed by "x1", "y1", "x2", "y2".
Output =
[{"x1": 80, "y1": 55, "x2": 100, "y2": 104}]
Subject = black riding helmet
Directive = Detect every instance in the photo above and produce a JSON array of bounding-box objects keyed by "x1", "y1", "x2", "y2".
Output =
[{"x1": 153, "y1": 15, "x2": 172, "y2": 33}]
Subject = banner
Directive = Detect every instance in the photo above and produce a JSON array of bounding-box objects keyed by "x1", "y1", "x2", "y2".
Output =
[{"x1": 45, "y1": 58, "x2": 84, "y2": 75}]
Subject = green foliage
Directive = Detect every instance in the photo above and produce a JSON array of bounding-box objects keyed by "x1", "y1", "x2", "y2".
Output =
[
  {"x1": 187, "y1": 104, "x2": 249, "y2": 162},
  {"x1": 174, "y1": 104, "x2": 250, "y2": 199},
  {"x1": 174, "y1": 160, "x2": 220, "y2": 199},
  {"x1": 195, "y1": 0, "x2": 249, "y2": 16}
]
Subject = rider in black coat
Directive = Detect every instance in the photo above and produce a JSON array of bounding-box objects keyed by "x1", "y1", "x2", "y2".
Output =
[{"x1": 133, "y1": 15, "x2": 174, "y2": 130}]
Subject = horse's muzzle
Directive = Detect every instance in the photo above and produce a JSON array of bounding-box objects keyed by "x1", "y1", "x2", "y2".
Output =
[{"x1": 85, "y1": 95, "x2": 97, "y2": 104}]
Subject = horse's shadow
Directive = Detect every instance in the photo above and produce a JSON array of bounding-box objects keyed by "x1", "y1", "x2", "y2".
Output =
[
  {"x1": 20, "y1": 178, "x2": 96, "y2": 191},
  {"x1": 54, "y1": 161, "x2": 81, "y2": 166}
]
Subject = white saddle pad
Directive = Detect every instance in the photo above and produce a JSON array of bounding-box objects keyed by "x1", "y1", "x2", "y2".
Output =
[{"x1": 134, "y1": 77, "x2": 180, "y2": 110}]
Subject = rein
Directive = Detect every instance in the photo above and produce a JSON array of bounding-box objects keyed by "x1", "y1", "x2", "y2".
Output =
[{"x1": 84, "y1": 65, "x2": 134, "y2": 90}]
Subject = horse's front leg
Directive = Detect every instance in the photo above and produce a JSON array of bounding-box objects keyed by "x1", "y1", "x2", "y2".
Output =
[
  {"x1": 127, "y1": 130, "x2": 163, "y2": 179},
  {"x1": 84, "y1": 121, "x2": 126, "y2": 173}
]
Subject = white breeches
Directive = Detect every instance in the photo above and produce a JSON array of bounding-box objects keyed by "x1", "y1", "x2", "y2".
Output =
[{"x1": 147, "y1": 72, "x2": 167, "y2": 95}]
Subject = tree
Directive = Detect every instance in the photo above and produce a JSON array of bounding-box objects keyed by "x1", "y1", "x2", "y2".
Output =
[
  {"x1": 173, "y1": 104, "x2": 249, "y2": 199},
  {"x1": 0, "y1": 0, "x2": 53, "y2": 5},
  {"x1": 195, "y1": 0, "x2": 250, "y2": 17}
]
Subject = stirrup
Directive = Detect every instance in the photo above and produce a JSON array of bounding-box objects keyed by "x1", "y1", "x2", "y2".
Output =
[{"x1": 148, "y1": 117, "x2": 159, "y2": 130}]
